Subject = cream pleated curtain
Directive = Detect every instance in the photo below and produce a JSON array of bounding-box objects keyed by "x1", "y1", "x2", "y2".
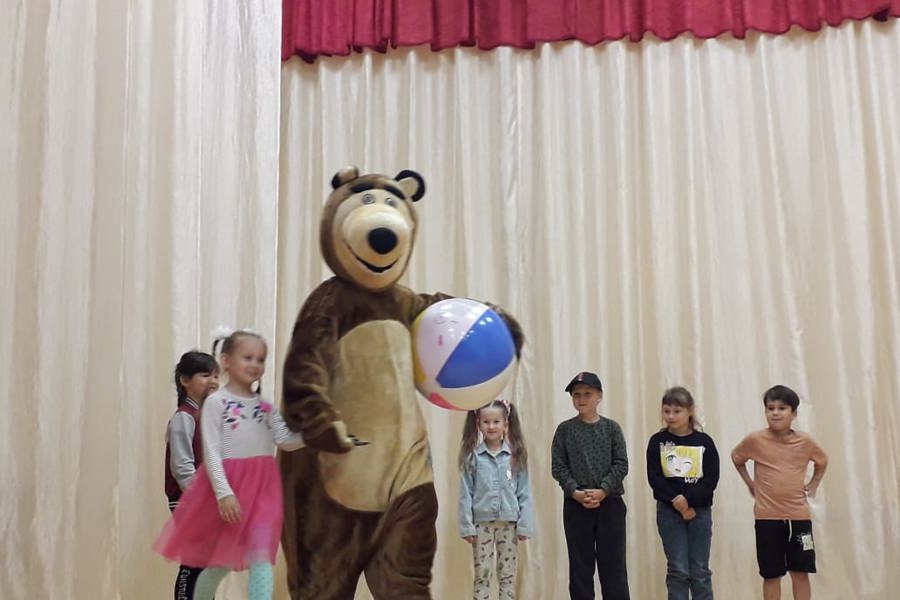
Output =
[
  {"x1": 278, "y1": 21, "x2": 900, "y2": 600},
  {"x1": 1, "y1": 0, "x2": 284, "y2": 598},
  {"x1": 3, "y1": 0, "x2": 899, "y2": 597}
]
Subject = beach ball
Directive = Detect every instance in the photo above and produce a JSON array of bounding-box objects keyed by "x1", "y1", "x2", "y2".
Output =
[{"x1": 412, "y1": 298, "x2": 517, "y2": 410}]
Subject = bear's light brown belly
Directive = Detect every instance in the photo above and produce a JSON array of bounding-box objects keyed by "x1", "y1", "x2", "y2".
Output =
[{"x1": 318, "y1": 319, "x2": 432, "y2": 511}]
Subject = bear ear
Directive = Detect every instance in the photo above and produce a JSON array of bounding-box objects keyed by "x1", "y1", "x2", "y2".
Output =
[
  {"x1": 331, "y1": 166, "x2": 360, "y2": 189},
  {"x1": 395, "y1": 170, "x2": 426, "y2": 202}
]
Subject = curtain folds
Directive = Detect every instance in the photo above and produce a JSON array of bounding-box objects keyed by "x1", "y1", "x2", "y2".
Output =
[
  {"x1": 279, "y1": 20, "x2": 900, "y2": 599},
  {"x1": 4, "y1": 0, "x2": 900, "y2": 598},
  {"x1": 2, "y1": 0, "x2": 283, "y2": 598},
  {"x1": 282, "y1": 0, "x2": 900, "y2": 61}
]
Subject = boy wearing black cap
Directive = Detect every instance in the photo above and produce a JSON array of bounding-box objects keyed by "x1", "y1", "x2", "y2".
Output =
[{"x1": 551, "y1": 371, "x2": 630, "y2": 600}]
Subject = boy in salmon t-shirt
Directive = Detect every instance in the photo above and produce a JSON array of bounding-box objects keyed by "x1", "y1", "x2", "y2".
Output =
[{"x1": 732, "y1": 385, "x2": 828, "y2": 600}]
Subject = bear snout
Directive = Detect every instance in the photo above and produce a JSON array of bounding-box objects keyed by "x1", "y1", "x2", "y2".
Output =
[{"x1": 368, "y1": 227, "x2": 398, "y2": 255}]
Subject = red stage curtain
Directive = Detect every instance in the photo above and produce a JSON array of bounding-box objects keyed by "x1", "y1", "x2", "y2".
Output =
[{"x1": 282, "y1": 0, "x2": 900, "y2": 62}]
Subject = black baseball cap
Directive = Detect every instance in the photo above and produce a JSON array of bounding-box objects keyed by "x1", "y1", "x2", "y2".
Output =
[{"x1": 565, "y1": 371, "x2": 603, "y2": 394}]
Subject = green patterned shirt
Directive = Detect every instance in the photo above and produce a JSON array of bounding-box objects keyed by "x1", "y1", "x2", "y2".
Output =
[{"x1": 551, "y1": 416, "x2": 629, "y2": 498}]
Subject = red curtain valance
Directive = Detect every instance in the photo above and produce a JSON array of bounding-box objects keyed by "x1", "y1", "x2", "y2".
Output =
[{"x1": 282, "y1": 0, "x2": 899, "y2": 62}]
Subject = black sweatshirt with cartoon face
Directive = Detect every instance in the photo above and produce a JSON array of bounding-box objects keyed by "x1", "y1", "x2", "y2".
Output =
[{"x1": 646, "y1": 430, "x2": 720, "y2": 508}]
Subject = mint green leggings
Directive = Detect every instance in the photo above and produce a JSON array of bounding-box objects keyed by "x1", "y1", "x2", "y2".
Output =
[{"x1": 193, "y1": 562, "x2": 272, "y2": 600}]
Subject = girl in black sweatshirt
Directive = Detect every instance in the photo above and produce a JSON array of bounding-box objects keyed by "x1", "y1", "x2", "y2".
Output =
[{"x1": 646, "y1": 387, "x2": 719, "y2": 600}]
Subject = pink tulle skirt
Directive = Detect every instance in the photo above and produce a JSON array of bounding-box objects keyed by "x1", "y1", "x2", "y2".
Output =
[{"x1": 153, "y1": 456, "x2": 283, "y2": 570}]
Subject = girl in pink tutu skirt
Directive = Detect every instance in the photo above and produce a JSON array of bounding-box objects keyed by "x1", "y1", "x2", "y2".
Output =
[{"x1": 154, "y1": 329, "x2": 304, "y2": 599}]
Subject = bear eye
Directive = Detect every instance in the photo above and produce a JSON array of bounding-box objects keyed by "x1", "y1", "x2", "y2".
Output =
[
  {"x1": 385, "y1": 197, "x2": 397, "y2": 207},
  {"x1": 362, "y1": 193, "x2": 375, "y2": 205}
]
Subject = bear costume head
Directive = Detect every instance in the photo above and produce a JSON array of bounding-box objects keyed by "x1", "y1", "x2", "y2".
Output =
[{"x1": 322, "y1": 166, "x2": 426, "y2": 292}]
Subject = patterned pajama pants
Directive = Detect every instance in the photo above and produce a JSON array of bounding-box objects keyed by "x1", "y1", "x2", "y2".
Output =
[{"x1": 472, "y1": 521, "x2": 518, "y2": 599}]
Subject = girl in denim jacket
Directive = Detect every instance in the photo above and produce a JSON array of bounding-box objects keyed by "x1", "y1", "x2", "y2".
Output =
[{"x1": 458, "y1": 399, "x2": 534, "y2": 600}]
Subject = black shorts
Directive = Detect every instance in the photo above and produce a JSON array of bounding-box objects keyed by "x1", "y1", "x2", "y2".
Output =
[{"x1": 754, "y1": 519, "x2": 817, "y2": 578}]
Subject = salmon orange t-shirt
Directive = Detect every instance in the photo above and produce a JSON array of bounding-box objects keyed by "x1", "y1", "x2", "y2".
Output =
[{"x1": 731, "y1": 429, "x2": 827, "y2": 520}]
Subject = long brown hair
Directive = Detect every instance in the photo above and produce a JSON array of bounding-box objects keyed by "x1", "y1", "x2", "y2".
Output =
[
  {"x1": 661, "y1": 386, "x2": 702, "y2": 432},
  {"x1": 457, "y1": 399, "x2": 528, "y2": 473}
]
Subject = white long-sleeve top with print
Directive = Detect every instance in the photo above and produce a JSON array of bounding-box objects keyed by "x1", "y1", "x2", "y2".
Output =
[{"x1": 201, "y1": 387, "x2": 305, "y2": 500}]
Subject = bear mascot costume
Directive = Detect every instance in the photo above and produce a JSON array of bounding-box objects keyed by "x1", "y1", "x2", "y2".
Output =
[{"x1": 279, "y1": 166, "x2": 523, "y2": 599}]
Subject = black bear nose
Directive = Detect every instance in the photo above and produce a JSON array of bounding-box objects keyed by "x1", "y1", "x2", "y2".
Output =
[{"x1": 368, "y1": 227, "x2": 397, "y2": 255}]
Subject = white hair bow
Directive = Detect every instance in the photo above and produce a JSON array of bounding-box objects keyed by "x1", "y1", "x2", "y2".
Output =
[{"x1": 210, "y1": 325, "x2": 235, "y2": 341}]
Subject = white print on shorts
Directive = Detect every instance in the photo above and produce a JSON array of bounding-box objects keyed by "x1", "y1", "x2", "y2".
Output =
[{"x1": 800, "y1": 533, "x2": 814, "y2": 551}]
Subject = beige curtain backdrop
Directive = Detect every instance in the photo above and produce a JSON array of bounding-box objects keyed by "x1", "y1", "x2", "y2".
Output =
[
  {"x1": 1, "y1": 0, "x2": 283, "y2": 598},
  {"x1": 3, "y1": 0, "x2": 899, "y2": 597},
  {"x1": 278, "y1": 21, "x2": 900, "y2": 600}
]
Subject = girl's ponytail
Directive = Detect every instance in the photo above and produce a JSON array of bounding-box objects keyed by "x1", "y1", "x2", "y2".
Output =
[
  {"x1": 457, "y1": 410, "x2": 480, "y2": 473},
  {"x1": 174, "y1": 372, "x2": 189, "y2": 407},
  {"x1": 504, "y1": 401, "x2": 528, "y2": 473},
  {"x1": 210, "y1": 325, "x2": 234, "y2": 358}
]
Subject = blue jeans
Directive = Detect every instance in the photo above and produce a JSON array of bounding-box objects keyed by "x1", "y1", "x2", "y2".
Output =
[{"x1": 655, "y1": 503, "x2": 713, "y2": 600}]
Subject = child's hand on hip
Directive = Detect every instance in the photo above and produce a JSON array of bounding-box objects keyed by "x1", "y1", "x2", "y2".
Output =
[
  {"x1": 464, "y1": 535, "x2": 477, "y2": 545},
  {"x1": 517, "y1": 535, "x2": 529, "y2": 542},
  {"x1": 218, "y1": 495, "x2": 242, "y2": 523}
]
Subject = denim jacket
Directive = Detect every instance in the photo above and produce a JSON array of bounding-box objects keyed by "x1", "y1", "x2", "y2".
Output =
[{"x1": 458, "y1": 441, "x2": 535, "y2": 537}]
